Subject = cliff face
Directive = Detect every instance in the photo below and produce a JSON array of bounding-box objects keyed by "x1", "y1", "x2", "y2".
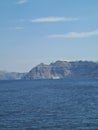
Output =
[{"x1": 23, "y1": 61, "x2": 98, "y2": 80}]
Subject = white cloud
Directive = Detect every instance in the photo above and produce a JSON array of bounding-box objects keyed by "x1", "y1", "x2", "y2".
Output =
[
  {"x1": 17, "y1": 0, "x2": 28, "y2": 4},
  {"x1": 14, "y1": 27, "x2": 24, "y2": 30},
  {"x1": 31, "y1": 17, "x2": 79, "y2": 23},
  {"x1": 9, "y1": 27, "x2": 24, "y2": 30},
  {"x1": 49, "y1": 30, "x2": 98, "y2": 38}
]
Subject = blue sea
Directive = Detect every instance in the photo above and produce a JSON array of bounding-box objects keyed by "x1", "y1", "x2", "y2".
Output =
[{"x1": 0, "y1": 78, "x2": 98, "y2": 130}]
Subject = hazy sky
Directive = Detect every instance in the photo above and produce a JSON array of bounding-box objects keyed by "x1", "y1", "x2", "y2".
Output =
[{"x1": 0, "y1": 0, "x2": 98, "y2": 72}]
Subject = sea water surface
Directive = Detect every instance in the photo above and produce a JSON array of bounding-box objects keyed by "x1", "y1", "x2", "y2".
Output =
[{"x1": 0, "y1": 78, "x2": 98, "y2": 130}]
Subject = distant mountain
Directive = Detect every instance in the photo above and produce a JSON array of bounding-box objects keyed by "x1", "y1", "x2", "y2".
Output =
[
  {"x1": 22, "y1": 61, "x2": 98, "y2": 80},
  {"x1": 0, "y1": 71, "x2": 25, "y2": 80}
]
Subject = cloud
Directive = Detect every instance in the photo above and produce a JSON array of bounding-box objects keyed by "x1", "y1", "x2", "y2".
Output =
[
  {"x1": 49, "y1": 30, "x2": 98, "y2": 38},
  {"x1": 13, "y1": 27, "x2": 24, "y2": 30},
  {"x1": 9, "y1": 27, "x2": 24, "y2": 30},
  {"x1": 17, "y1": 0, "x2": 28, "y2": 4},
  {"x1": 31, "y1": 17, "x2": 79, "y2": 23}
]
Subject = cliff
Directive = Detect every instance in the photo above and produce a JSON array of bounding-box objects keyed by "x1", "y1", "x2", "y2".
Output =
[{"x1": 22, "y1": 61, "x2": 98, "y2": 80}]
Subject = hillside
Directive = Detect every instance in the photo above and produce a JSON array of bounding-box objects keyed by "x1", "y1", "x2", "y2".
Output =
[{"x1": 22, "y1": 61, "x2": 98, "y2": 80}]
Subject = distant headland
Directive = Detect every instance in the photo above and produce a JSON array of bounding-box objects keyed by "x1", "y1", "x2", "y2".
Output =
[{"x1": 0, "y1": 60, "x2": 98, "y2": 80}]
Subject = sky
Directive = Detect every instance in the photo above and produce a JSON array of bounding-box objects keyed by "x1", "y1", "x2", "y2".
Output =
[{"x1": 0, "y1": 0, "x2": 98, "y2": 72}]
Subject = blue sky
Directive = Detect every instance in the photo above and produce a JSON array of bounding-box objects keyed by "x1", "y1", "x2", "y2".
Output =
[{"x1": 0, "y1": 0, "x2": 98, "y2": 72}]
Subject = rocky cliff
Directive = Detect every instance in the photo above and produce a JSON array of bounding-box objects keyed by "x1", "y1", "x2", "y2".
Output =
[{"x1": 22, "y1": 61, "x2": 98, "y2": 80}]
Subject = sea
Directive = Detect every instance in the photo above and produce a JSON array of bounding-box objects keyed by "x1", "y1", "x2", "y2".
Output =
[{"x1": 0, "y1": 78, "x2": 98, "y2": 130}]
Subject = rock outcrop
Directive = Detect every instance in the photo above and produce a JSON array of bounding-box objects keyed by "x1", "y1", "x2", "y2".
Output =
[{"x1": 22, "y1": 61, "x2": 98, "y2": 80}]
